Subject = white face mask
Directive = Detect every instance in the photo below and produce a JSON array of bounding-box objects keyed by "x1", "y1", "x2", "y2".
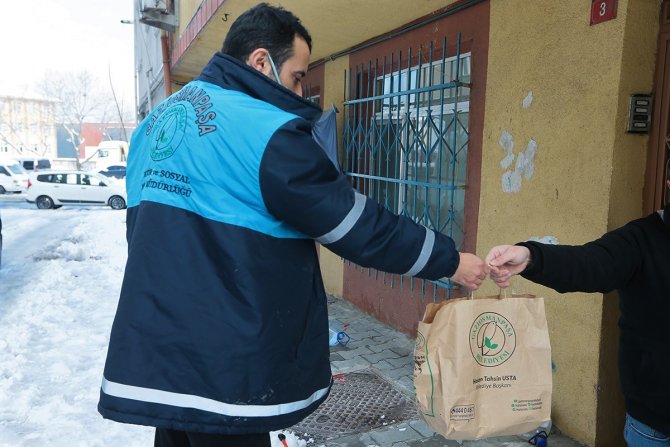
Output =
[{"x1": 266, "y1": 52, "x2": 283, "y2": 87}]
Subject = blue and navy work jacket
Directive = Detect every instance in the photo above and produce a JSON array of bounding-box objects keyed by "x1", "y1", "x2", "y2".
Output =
[{"x1": 98, "y1": 53, "x2": 460, "y2": 434}]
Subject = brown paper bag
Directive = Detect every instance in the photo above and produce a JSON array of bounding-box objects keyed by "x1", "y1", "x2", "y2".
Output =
[{"x1": 413, "y1": 295, "x2": 552, "y2": 440}]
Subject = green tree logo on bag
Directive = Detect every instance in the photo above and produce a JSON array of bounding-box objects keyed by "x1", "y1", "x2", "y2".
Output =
[{"x1": 469, "y1": 312, "x2": 516, "y2": 367}]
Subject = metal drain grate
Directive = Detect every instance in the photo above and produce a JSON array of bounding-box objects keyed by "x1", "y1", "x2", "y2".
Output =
[{"x1": 291, "y1": 371, "x2": 417, "y2": 443}]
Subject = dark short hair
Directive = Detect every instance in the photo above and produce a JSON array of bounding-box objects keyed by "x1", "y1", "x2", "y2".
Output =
[{"x1": 221, "y1": 3, "x2": 312, "y2": 72}]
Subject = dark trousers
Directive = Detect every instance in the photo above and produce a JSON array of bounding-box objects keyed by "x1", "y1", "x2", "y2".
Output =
[{"x1": 154, "y1": 428, "x2": 271, "y2": 447}]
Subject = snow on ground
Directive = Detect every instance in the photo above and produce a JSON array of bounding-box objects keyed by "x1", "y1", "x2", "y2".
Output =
[{"x1": 0, "y1": 198, "x2": 310, "y2": 447}]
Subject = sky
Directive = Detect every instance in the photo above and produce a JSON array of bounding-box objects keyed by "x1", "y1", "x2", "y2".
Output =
[
  {"x1": 0, "y1": 0, "x2": 136, "y2": 112},
  {"x1": 0, "y1": 197, "x2": 315, "y2": 446}
]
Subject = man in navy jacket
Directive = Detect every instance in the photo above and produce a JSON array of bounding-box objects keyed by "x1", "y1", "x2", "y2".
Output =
[{"x1": 98, "y1": 4, "x2": 488, "y2": 446}]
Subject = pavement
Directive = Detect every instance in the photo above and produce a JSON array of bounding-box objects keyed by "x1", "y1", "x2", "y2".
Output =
[{"x1": 311, "y1": 296, "x2": 588, "y2": 447}]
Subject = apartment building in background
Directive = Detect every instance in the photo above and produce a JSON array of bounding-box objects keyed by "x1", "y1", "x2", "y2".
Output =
[{"x1": 0, "y1": 93, "x2": 58, "y2": 159}]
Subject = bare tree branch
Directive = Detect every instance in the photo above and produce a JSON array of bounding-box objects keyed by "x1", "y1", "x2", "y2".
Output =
[
  {"x1": 108, "y1": 65, "x2": 129, "y2": 143},
  {"x1": 37, "y1": 70, "x2": 116, "y2": 168}
]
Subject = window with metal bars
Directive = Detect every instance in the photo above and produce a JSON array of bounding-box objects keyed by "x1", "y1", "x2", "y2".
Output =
[{"x1": 343, "y1": 35, "x2": 471, "y2": 290}]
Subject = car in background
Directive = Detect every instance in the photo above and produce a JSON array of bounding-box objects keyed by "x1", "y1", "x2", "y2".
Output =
[
  {"x1": 15, "y1": 157, "x2": 52, "y2": 172},
  {"x1": 98, "y1": 162, "x2": 127, "y2": 180},
  {"x1": 26, "y1": 170, "x2": 127, "y2": 210},
  {"x1": 0, "y1": 160, "x2": 29, "y2": 194}
]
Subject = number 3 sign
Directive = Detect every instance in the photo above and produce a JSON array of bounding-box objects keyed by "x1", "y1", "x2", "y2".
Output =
[{"x1": 590, "y1": 0, "x2": 618, "y2": 26}]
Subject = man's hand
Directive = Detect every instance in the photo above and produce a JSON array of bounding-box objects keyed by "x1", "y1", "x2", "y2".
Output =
[
  {"x1": 450, "y1": 252, "x2": 488, "y2": 290},
  {"x1": 485, "y1": 245, "x2": 531, "y2": 288}
]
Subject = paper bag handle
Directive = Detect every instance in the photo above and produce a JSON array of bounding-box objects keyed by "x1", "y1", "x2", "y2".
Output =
[{"x1": 469, "y1": 288, "x2": 508, "y2": 300}]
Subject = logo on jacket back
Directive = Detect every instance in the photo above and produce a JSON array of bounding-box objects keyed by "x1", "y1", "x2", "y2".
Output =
[
  {"x1": 151, "y1": 104, "x2": 187, "y2": 161},
  {"x1": 469, "y1": 312, "x2": 516, "y2": 367}
]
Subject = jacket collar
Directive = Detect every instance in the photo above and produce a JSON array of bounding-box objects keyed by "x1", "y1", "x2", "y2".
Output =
[{"x1": 197, "y1": 52, "x2": 321, "y2": 124}]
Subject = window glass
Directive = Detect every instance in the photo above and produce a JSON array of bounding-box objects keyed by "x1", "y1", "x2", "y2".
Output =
[
  {"x1": 305, "y1": 94, "x2": 320, "y2": 106},
  {"x1": 65, "y1": 174, "x2": 77, "y2": 185},
  {"x1": 348, "y1": 53, "x2": 472, "y2": 248},
  {"x1": 343, "y1": 43, "x2": 475, "y2": 297},
  {"x1": 7, "y1": 164, "x2": 25, "y2": 175},
  {"x1": 80, "y1": 175, "x2": 94, "y2": 186},
  {"x1": 0, "y1": 167, "x2": 9, "y2": 176},
  {"x1": 36, "y1": 159, "x2": 51, "y2": 169}
]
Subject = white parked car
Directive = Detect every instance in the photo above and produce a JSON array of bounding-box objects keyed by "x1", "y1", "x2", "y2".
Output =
[
  {"x1": 0, "y1": 160, "x2": 29, "y2": 194},
  {"x1": 26, "y1": 170, "x2": 127, "y2": 210}
]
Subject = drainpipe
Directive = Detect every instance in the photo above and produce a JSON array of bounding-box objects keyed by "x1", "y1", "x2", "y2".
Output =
[{"x1": 161, "y1": 30, "x2": 172, "y2": 97}]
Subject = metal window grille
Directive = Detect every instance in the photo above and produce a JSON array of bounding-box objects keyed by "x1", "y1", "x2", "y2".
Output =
[
  {"x1": 343, "y1": 35, "x2": 471, "y2": 299},
  {"x1": 306, "y1": 94, "x2": 321, "y2": 107},
  {"x1": 303, "y1": 84, "x2": 321, "y2": 107}
]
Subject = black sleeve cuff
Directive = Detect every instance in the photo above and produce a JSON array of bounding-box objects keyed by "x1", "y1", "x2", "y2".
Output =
[{"x1": 515, "y1": 241, "x2": 542, "y2": 276}]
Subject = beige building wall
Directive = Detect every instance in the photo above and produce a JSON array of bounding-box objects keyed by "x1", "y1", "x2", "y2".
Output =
[
  {"x1": 177, "y1": 0, "x2": 201, "y2": 36},
  {"x1": 477, "y1": 1, "x2": 658, "y2": 445},
  {"x1": 0, "y1": 95, "x2": 57, "y2": 159},
  {"x1": 318, "y1": 56, "x2": 349, "y2": 298}
]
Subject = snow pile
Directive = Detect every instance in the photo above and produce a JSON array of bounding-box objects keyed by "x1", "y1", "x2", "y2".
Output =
[
  {"x1": 0, "y1": 206, "x2": 319, "y2": 446},
  {"x1": 0, "y1": 208, "x2": 152, "y2": 446}
]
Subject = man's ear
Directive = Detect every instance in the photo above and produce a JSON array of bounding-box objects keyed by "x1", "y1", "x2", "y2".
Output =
[{"x1": 247, "y1": 48, "x2": 272, "y2": 77}]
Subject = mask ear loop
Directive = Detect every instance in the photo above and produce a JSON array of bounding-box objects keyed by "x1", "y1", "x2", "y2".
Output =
[{"x1": 266, "y1": 52, "x2": 283, "y2": 87}]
